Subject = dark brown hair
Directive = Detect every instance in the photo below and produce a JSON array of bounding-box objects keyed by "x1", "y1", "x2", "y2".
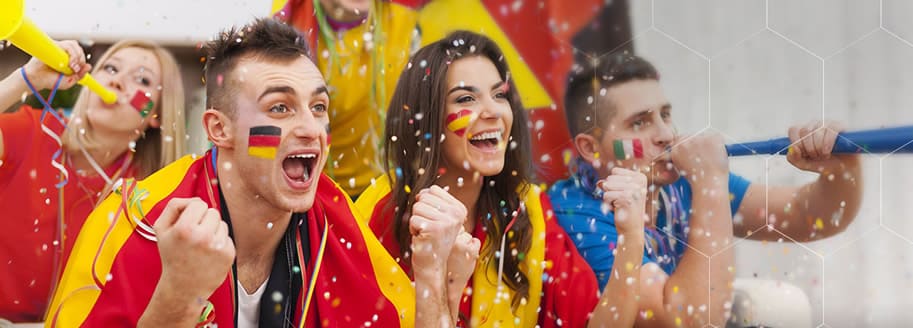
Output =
[
  {"x1": 564, "y1": 53, "x2": 659, "y2": 137},
  {"x1": 203, "y1": 17, "x2": 311, "y2": 116},
  {"x1": 383, "y1": 30, "x2": 534, "y2": 310}
]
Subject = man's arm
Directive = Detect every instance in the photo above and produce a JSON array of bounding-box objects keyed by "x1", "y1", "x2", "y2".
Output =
[
  {"x1": 587, "y1": 167, "x2": 647, "y2": 328},
  {"x1": 630, "y1": 134, "x2": 735, "y2": 327},
  {"x1": 137, "y1": 279, "x2": 204, "y2": 327},
  {"x1": 635, "y1": 174, "x2": 735, "y2": 327},
  {"x1": 735, "y1": 121, "x2": 863, "y2": 242},
  {"x1": 588, "y1": 228, "x2": 644, "y2": 327},
  {"x1": 138, "y1": 198, "x2": 236, "y2": 327}
]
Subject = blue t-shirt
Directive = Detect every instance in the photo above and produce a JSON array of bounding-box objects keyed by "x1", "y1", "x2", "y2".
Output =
[{"x1": 547, "y1": 165, "x2": 751, "y2": 290}]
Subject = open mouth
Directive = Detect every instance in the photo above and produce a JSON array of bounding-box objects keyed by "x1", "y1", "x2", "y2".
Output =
[
  {"x1": 468, "y1": 130, "x2": 503, "y2": 151},
  {"x1": 282, "y1": 153, "x2": 317, "y2": 185}
]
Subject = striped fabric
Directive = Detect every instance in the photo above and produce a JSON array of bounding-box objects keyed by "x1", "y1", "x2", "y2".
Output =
[
  {"x1": 248, "y1": 125, "x2": 281, "y2": 159},
  {"x1": 612, "y1": 138, "x2": 643, "y2": 159}
]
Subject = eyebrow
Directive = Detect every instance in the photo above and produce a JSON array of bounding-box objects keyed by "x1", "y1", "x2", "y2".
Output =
[
  {"x1": 104, "y1": 57, "x2": 158, "y2": 76},
  {"x1": 258, "y1": 85, "x2": 297, "y2": 101},
  {"x1": 625, "y1": 103, "x2": 671, "y2": 121},
  {"x1": 447, "y1": 81, "x2": 506, "y2": 95},
  {"x1": 312, "y1": 85, "x2": 328, "y2": 97},
  {"x1": 134, "y1": 66, "x2": 158, "y2": 76}
]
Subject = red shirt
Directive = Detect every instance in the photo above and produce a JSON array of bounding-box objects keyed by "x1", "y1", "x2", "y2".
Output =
[{"x1": 0, "y1": 106, "x2": 132, "y2": 322}]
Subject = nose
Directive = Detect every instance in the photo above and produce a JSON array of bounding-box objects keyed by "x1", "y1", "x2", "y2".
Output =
[
  {"x1": 105, "y1": 73, "x2": 125, "y2": 92},
  {"x1": 653, "y1": 119, "x2": 675, "y2": 148},
  {"x1": 292, "y1": 110, "x2": 327, "y2": 143},
  {"x1": 478, "y1": 97, "x2": 508, "y2": 120}
]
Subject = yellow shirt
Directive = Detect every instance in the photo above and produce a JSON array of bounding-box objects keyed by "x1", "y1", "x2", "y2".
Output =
[{"x1": 318, "y1": 2, "x2": 418, "y2": 196}]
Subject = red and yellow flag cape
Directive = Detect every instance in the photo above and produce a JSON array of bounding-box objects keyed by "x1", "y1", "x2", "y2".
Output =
[
  {"x1": 46, "y1": 151, "x2": 414, "y2": 327},
  {"x1": 355, "y1": 177, "x2": 549, "y2": 327}
]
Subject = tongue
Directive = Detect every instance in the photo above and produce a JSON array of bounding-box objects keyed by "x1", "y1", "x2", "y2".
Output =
[
  {"x1": 283, "y1": 158, "x2": 307, "y2": 180},
  {"x1": 471, "y1": 139, "x2": 496, "y2": 149}
]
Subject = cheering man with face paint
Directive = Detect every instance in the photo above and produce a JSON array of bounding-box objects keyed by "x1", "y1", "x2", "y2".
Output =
[
  {"x1": 46, "y1": 18, "x2": 438, "y2": 328},
  {"x1": 548, "y1": 54, "x2": 863, "y2": 327}
]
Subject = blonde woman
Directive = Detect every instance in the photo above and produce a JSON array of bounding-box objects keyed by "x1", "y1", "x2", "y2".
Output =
[{"x1": 0, "y1": 39, "x2": 186, "y2": 323}]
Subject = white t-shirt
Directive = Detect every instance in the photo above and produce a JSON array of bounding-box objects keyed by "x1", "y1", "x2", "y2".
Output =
[{"x1": 237, "y1": 278, "x2": 269, "y2": 328}]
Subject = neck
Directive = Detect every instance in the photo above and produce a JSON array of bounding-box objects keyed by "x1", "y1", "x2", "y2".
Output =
[
  {"x1": 217, "y1": 154, "x2": 290, "y2": 289},
  {"x1": 435, "y1": 169, "x2": 482, "y2": 232},
  {"x1": 68, "y1": 130, "x2": 136, "y2": 176}
]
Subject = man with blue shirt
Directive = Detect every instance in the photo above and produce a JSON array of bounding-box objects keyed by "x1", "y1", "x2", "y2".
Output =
[{"x1": 548, "y1": 54, "x2": 863, "y2": 327}]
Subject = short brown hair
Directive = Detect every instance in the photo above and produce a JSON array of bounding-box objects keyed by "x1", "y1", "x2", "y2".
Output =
[
  {"x1": 203, "y1": 18, "x2": 310, "y2": 115},
  {"x1": 564, "y1": 53, "x2": 659, "y2": 137}
]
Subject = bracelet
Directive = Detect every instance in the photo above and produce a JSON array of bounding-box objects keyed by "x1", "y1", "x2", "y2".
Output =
[
  {"x1": 20, "y1": 67, "x2": 64, "y2": 110},
  {"x1": 195, "y1": 300, "x2": 215, "y2": 328}
]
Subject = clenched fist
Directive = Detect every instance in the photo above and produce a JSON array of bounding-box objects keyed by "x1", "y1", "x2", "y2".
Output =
[{"x1": 153, "y1": 197, "x2": 235, "y2": 302}]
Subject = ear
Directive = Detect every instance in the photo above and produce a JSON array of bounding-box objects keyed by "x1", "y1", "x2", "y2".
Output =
[
  {"x1": 203, "y1": 109, "x2": 234, "y2": 149},
  {"x1": 147, "y1": 114, "x2": 161, "y2": 129},
  {"x1": 574, "y1": 133, "x2": 602, "y2": 164}
]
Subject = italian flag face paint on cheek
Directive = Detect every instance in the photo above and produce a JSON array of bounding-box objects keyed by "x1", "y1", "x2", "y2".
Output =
[
  {"x1": 446, "y1": 109, "x2": 473, "y2": 137},
  {"x1": 248, "y1": 125, "x2": 282, "y2": 159},
  {"x1": 612, "y1": 139, "x2": 644, "y2": 160}
]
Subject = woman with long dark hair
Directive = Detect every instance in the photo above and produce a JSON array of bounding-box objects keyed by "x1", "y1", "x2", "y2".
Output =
[{"x1": 356, "y1": 30, "x2": 641, "y2": 327}]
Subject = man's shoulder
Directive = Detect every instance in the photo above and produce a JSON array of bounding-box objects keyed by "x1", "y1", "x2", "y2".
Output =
[
  {"x1": 138, "y1": 153, "x2": 206, "y2": 186},
  {"x1": 93, "y1": 154, "x2": 208, "y2": 226},
  {"x1": 547, "y1": 178, "x2": 597, "y2": 209},
  {"x1": 315, "y1": 173, "x2": 362, "y2": 221}
]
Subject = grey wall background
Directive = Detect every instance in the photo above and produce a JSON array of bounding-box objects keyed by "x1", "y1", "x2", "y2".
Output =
[{"x1": 625, "y1": 0, "x2": 913, "y2": 326}]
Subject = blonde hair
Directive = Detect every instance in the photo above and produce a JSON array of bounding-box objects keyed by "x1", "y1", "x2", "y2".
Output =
[{"x1": 60, "y1": 40, "x2": 186, "y2": 178}]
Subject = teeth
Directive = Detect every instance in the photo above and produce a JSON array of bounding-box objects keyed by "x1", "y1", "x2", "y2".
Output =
[
  {"x1": 287, "y1": 153, "x2": 317, "y2": 159},
  {"x1": 470, "y1": 131, "x2": 503, "y2": 141}
]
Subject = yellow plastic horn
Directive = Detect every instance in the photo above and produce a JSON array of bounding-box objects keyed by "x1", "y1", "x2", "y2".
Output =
[{"x1": 0, "y1": 0, "x2": 118, "y2": 104}]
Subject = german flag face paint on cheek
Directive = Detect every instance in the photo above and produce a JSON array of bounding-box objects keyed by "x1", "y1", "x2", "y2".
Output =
[
  {"x1": 446, "y1": 109, "x2": 473, "y2": 137},
  {"x1": 248, "y1": 125, "x2": 282, "y2": 159},
  {"x1": 129, "y1": 90, "x2": 154, "y2": 118}
]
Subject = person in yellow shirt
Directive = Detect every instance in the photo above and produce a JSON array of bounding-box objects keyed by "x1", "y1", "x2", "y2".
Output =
[{"x1": 276, "y1": 0, "x2": 421, "y2": 197}]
